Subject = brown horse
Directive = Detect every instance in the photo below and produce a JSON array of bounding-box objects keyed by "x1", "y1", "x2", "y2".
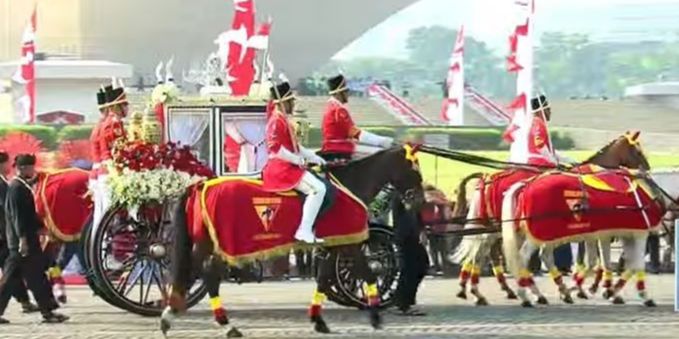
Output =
[
  {"x1": 161, "y1": 145, "x2": 425, "y2": 337},
  {"x1": 450, "y1": 131, "x2": 649, "y2": 305}
]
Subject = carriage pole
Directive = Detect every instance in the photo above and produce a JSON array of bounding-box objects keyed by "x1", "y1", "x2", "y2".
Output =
[{"x1": 675, "y1": 218, "x2": 679, "y2": 312}]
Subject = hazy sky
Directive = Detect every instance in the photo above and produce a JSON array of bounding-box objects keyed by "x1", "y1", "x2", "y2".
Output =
[{"x1": 334, "y1": 0, "x2": 679, "y2": 60}]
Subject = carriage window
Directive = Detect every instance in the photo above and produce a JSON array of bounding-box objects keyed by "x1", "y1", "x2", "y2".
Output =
[
  {"x1": 167, "y1": 110, "x2": 211, "y2": 164},
  {"x1": 221, "y1": 116, "x2": 268, "y2": 174}
]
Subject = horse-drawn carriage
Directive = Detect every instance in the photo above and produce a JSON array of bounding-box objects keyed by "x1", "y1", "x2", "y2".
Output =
[{"x1": 69, "y1": 96, "x2": 401, "y2": 317}]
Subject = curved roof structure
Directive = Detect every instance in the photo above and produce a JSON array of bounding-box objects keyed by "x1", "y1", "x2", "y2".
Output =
[{"x1": 0, "y1": 0, "x2": 417, "y2": 82}]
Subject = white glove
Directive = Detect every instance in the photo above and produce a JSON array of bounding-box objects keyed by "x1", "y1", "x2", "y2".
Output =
[
  {"x1": 300, "y1": 146, "x2": 327, "y2": 165},
  {"x1": 276, "y1": 147, "x2": 305, "y2": 166},
  {"x1": 359, "y1": 130, "x2": 393, "y2": 148}
]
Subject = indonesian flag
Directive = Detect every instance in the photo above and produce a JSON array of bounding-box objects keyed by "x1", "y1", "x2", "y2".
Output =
[
  {"x1": 12, "y1": 7, "x2": 37, "y2": 124},
  {"x1": 441, "y1": 25, "x2": 465, "y2": 126},
  {"x1": 220, "y1": 0, "x2": 272, "y2": 96},
  {"x1": 503, "y1": 0, "x2": 534, "y2": 163}
]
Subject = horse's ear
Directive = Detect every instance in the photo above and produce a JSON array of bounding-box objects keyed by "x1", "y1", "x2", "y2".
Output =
[{"x1": 631, "y1": 130, "x2": 641, "y2": 141}]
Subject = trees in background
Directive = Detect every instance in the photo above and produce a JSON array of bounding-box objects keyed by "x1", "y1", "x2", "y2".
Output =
[{"x1": 324, "y1": 25, "x2": 679, "y2": 99}]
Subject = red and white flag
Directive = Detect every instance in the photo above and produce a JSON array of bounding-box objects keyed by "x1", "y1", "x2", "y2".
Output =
[
  {"x1": 503, "y1": 0, "x2": 534, "y2": 163},
  {"x1": 441, "y1": 25, "x2": 465, "y2": 126},
  {"x1": 13, "y1": 7, "x2": 37, "y2": 123}
]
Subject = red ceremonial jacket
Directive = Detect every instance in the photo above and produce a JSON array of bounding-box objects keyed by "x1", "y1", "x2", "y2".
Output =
[
  {"x1": 262, "y1": 109, "x2": 305, "y2": 192},
  {"x1": 321, "y1": 98, "x2": 361, "y2": 155},
  {"x1": 89, "y1": 117, "x2": 104, "y2": 178},
  {"x1": 527, "y1": 114, "x2": 555, "y2": 166},
  {"x1": 98, "y1": 112, "x2": 126, "y2": 173}
]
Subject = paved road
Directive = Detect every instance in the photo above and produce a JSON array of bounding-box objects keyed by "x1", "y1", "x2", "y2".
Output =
[{"x1": 1, "y1": 275, "x2": 678, "y2": 339}]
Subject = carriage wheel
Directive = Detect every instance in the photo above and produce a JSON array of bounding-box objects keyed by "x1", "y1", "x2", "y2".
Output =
[
  {"x1": 333, "y1": 224, "x2": 400, "y2": 309},
  {"x1": 80, "y1": 214, "x2": 127, "y2": 308},
  {"x1": 90, "y1": 204, "x2": 208, "y2": 316}
]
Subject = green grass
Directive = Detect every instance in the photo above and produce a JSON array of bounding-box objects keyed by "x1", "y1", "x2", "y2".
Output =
[{"x1": 419, "y1": 151, "x2": 679, "y2": 198}]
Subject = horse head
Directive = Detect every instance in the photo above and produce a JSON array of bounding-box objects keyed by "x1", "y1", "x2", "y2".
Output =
[{"x1": 585, "y1": 130, "x2": 650, "y2": 171}]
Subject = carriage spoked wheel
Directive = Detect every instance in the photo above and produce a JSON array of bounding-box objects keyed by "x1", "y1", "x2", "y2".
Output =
[
  {"x1": 333, "y1": 224, "x2": 400, "y2": 309},
  {"x1": 90, "y1": 203, "x2": 208, "y2": 316},
  {"x1": 80, "y1": 214, "x2": 127, "y2": 309}
]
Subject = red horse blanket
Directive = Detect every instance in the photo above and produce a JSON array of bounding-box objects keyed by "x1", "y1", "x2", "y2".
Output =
[
  {"x1": 515, "y1": 169, "x2": 663, "y2": 244},
  {"x1": 478, "y1": 164, "x2": 606, "y2": 224},
  {"x1": 187, "y1": 175, "x2": 369, "y2": 265},
  {"x1": 35, "y1": 168, "x2": 92, "y2": 242}
]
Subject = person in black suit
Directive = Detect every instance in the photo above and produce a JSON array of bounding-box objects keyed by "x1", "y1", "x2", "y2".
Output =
[
  {"x1": 392, "y1": 196, "x2": 428, "y2": 316},
  {"x1": 0, "y1": 151, "x2": 38, "y2": 314},
  {"x1": 0, "y1": 154, "x2": 67, "y2": 324}
]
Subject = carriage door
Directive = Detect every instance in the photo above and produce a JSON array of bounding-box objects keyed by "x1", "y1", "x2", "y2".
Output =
[{"x1": 218, "y1": 104, "x2": 268, "y2": 175}]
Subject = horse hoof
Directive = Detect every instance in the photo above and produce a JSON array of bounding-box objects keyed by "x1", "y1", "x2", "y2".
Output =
[
  {"x1": 576, "y1": 291, "x2": 589, "y2": 300},
  {"x1": 227, "y1": 326, "x2": 244, "y2": 338},
  {"x1": 537, "y1": 296, "x2": 548, "y2": 305},
  {"x1": 521, "y1": 301, "x2": 533, "y2": 308},
  {"x1": 602, "y1": 290, "x2": 613, "y2": 300},
  {"x1": 456, "y1": 290, "x2": 467, "y2": 300},
  {"x1": 506, "y1": 290, "x2": 518, "y2": 300},
  {"x1": 588, "y1": 286, "x2": 598, "y2": 295},
  {"x1": 644, "y1": 299, "x2": 657, "y2": 308},
  {"x1": 369, "y1": 310, "x2": 382, "y2": 330},
  {"x1": 475, "y1": 298, "x2": 489, "y2": 306},
  {"x1": 57, "y1": 295, "x2": 67, "y2": 304},
  {"x1": 562, "y1": 295, "x2": 574, "y2": 304},
  {"x1": 314, "y1": 319, "x2": 331, "y2": 334},
  {"x1": 612, "y1": 296, "x2": 625, "y2": 305}
]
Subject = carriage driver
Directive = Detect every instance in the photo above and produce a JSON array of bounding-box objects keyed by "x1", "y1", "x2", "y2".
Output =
[
  {"x1": 527, "y1": 95, "x2": 575, "y2": 167},
  {"x1": 319, "y1": 75, "x2": 394, "y2": 162},
  {"x1": 262, "y1": 82, "x2": 328, "y2": 244}
]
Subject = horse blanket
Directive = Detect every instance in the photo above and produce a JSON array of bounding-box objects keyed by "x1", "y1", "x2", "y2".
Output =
[
  {"x1": 35, "y1": 168, "x2": 92, "y2": 242},
  {"x1": 478, "y1": 164, "x2": 604, "y2": 224},
  {"x1": 187, "y1": 175, "x2": 369, "y2": 265},
  {"x1": 515, "y1": 169, "x2": 663, "y2": 244}
]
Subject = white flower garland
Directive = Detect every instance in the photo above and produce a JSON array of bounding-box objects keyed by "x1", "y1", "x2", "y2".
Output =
[{"x1": 105, "y1": 167, "x2": 200, "y2": 211}]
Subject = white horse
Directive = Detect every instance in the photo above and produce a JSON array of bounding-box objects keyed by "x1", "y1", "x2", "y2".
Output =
[
  {"x1": 570, "y1": 169, "x2": 679, "y2": 303},
  {"x1": 502, "y1": 169, "x2": 678, "y2": 307}
]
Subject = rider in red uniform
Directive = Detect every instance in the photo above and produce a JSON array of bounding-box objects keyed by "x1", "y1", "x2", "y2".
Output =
[
  {"x1": 527, "y1": 95, "x2": 573, "y2": 167},
  {"x1": 262, "y1": 82, "x2": 327, "y2": 244},
  {"x1": 89, "y1": 89, "x2": 108, "y2": 182},
  {"x1": 319, "y1": 75, "x2": 393, "y2": 162}
]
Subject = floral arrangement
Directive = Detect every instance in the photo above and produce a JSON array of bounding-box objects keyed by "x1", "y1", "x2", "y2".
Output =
[{"x1": 106, "y1": 141, "x2": 214, "y2": 209}]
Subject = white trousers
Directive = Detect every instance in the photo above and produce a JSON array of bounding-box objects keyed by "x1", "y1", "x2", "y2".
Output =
[
  {"x1": 92, "y1": 174, "x2": 111, "y2": 234},
  {"x1": 294, "y1": 171, "x2": 327, "y2": 233}
]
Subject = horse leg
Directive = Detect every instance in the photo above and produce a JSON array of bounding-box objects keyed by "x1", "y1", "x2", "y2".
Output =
[
  {"x1": 348, "y1": 245, "x2": 382, "y2": 330},
  {"x1": 609, "y1": 237, "x2": 637, "y2": 305},
  {"x1": 541, "y1": 244, "x2": 572, "y2": 304},
  {"x1": 44, "y1": 241, "x2": 67, "y2": 304},
  {"x1": 598, "y1": 237, "x2": 615, "y2": 299},
  {"x1": 203, "y1": 256, "x2": 230, "y2": 328},
  {"x1": 514, "y1": 241, "x2": 543, "y2": 307},
  {"x1": 468, "y1": 260, "x2": 487, "y2": 306},
  {"x1": 309, "y1": 250, "x2": 333, "y2": 333},
  {"x1": 457, "y1": 260, "x2": 472, "y2": 300},
  {"x1": 627, "y1": 236, "x2": 656, "y2": 307},
  {"x1": 490, "y1": 238, "x2": 517, "y2": 300}
]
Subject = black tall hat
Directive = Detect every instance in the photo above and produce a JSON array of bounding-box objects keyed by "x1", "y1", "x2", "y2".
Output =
[
  {"x1": 14, "y1": 154, "x2": 36, "y2": 167},
  {"x1": 105, "y1": 86, "x2": 128, "y2": 106},
  {"x1": 531, "y1": 95, "x2": 549, "y2": 111},
  {"x1": 269, "y1": 82, "x2": 294, "y2": 103},
  {"x1": 96, "y1": 89, "x2": 107, "y2": 108},
  {"x1": 327, "y1": 74, "x2": 348, "y2": 95}
]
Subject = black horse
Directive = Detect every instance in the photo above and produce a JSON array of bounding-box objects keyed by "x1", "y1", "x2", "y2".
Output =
[{"x1": 162, "y1": 145, "x2": 425, "y2": 337}]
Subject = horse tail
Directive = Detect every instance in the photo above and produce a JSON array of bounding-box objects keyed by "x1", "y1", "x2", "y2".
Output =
[
  {"x1": 501, "y1": 182, "x2": 524, "y2": 279},
  {"x1": 452, "y1": 172, "x2": 485, "y2": 218},
  {"x1": 171, "y1": 189, "x2": 193, "y2": 310},
  {"x1": 449, "y1": 172, "x2": 485, "y2": 265}
]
